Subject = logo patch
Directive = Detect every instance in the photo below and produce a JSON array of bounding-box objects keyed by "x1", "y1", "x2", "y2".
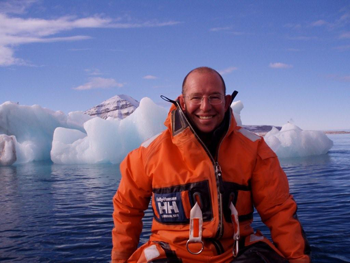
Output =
[{"x1": 154, "y1": 192, "x2": 186, "y2": 223}]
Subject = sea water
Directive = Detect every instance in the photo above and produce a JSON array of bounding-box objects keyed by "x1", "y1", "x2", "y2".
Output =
[{"x1": 0, "y1": 134, "x2": 349, "y2": 262}]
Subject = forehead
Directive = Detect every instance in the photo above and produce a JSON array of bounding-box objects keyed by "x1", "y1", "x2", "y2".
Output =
[{"x1": 184, "y1": 71, "x2": 224, "y2": 95}]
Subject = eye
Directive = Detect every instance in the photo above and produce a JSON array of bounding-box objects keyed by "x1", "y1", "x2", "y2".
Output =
[
  {"x1": 190, "y1": 96, "x2": 202, "y2": 101},
  {"x1": 209, "y1": 95, "x2": 223, "y2": 104}
]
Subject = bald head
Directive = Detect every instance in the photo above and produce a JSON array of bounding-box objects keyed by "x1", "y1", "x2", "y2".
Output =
[{"x1": 182, "y1": 67, "x2": 226, "y2": 96}]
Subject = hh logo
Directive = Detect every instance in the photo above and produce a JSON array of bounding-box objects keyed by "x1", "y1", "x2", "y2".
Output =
[
  {"x1": 157, "y1": 196, "x2": 179, "y2": 215},
  {"x1": 154, "y1": 192, "x2": 186, "y2": 223}
]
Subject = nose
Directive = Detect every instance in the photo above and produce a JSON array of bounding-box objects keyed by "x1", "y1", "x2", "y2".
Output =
[{"x1": 200, "y1": 97, "x2": 212, "y2": 111}]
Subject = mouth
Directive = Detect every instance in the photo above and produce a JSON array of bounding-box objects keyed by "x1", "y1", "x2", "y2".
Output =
[{"x1": 197, "y1": 115, "x2": 215, "y2": 120}]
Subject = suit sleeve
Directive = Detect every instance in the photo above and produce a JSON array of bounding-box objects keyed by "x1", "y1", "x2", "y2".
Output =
[
  {"x1": 111, "y1": 148, "x2": 152, "y2": 262},
  {"x1": 251, "y1": 139, "x2": 311, "y2": 263}
]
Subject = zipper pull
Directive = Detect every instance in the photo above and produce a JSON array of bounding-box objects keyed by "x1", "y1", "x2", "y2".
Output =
[{"x1": 215, "y1": 162, "x2": 224, "y2": 194}]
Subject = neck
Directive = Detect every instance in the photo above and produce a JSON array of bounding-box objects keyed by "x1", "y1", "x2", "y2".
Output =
[{"x1": 190, "y1": 110, "x2": 230, "y2": 157}]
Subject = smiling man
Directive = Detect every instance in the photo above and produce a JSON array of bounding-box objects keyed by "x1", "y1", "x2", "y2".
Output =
[
  {"x1": 179, "y1": 67, "x2": 231, "y2": 134},
  {"x1": 112, "y1": 67, "x2": 311, "y2": 263}
]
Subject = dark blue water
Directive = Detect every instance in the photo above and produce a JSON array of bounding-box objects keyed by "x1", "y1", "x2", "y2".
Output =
[{"x1": 0, "y1": 134, "x2": 349, "y2": 262}]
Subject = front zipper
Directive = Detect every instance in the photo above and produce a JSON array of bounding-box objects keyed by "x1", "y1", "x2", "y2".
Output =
[
  {"x1": 215, "y1": 162, "x2": 224, "y2": 194},
  {"x1": 214, "y1": 161, "x2": 224, "y2": 239},
  {"x1": 214, "y1": 118, "x2": 230, "y2": 239},
  {"x1": 175, "y1": 102, "x2": 230, "y2": 240}
]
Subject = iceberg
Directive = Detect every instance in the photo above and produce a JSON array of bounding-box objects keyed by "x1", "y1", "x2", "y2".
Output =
[
  {"x1": 264, "y1": 122, "x2": 333, "y2": 158},
  {"x1": 231, "y1": 101, "x2": 333, "y2": 158},
  {"x1": 0, "y1": 134, "x2": 17, "y2": 165},
  {"x1": 0, "y1": 97, "x2": 333, "y2": 166},
  {"x1": 231, "y1": 100, "x2": 243, "y2": 126},
  {"x1": 51, "y1": 97, "x2": 168, "y2": 164},
  {"x1": 0, "y1": 101, "x2": 88, "y2": 164}
]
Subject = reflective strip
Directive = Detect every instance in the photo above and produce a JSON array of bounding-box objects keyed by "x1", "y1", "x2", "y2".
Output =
[
  {"x1": 144, "y1": 245, "x2": 160, "y2": 261},
  {"x1": 193, "y1": 218, "x2": 199, "y2": 237},
  {"x1": 186, "y1": 202, "x2": 204, "y2": 255},
  {"x1": 189, "y1": 202, "x2": 202, "y2": 242},
  {"x1": 238, "y1": 128, "x2": 260, "y2": 142},
  {"x1": 141, "y1": 132, "x2": 162, "y2": 148},
  {"x1": 249, "y1": 233, "x2": 264, "y2": 243}
]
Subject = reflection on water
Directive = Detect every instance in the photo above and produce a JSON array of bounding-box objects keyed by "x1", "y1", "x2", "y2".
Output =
[
  {"x1": 0, "y1": 163, "x2": 120, "y2": 262},
  {"x1": 0, "y1": 134, "x2": 349, "y2": 262},
  {"x1": 253, "y1": 134, "x2": 350, "y2": 263}
]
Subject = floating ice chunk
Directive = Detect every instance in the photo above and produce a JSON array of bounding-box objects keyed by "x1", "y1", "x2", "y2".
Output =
[
  {"x1": 0, "y1": 134, "x2": 17, "y2": 166},
  {"x1": 0, "y1": 101, "x2": 86, "y2": 164},
  {"x1": 51, "y1": 97, "x2": 168, "y2": 164},
  {"x1": 264, "y1": 123, "x2": 333, "y2": 158},
  {"x1": 231, "y1": 100, "x2": 243, "y2": 126},
  {"x1": 1, "y1": 97, "x2": 335, "y2": 165}
]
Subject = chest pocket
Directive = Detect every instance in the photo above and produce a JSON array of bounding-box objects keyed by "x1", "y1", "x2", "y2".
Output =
[
  {"x1": 222, "y1": 181, "x2": 253, "y2": 223},
  {"x1": 152, "y1": 180, "x2": 213, "y2": 224}
]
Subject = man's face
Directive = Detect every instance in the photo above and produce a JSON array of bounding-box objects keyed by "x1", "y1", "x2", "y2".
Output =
[{"x1": 180, "y1": 71, "x2": 230, "y2": 133}]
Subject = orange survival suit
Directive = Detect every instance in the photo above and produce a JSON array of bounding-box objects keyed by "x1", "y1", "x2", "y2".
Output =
[{"x1": 112, "y1": 101, "x2": 311, "y2": 263}]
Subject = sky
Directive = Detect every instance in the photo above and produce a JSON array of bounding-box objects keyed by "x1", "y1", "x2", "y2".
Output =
[{"x1": 0, "y1": 0, "x2": 349, "y2": 131}]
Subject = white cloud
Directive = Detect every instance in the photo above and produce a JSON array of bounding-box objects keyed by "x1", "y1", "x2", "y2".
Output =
[
  {"x1": 341, "y1": 76, "x2": 350, "y2": 82},
  {"x1": 85, "y1": 68, "x2": 103, "y2": 76},
  {"x1": 0, "y1": 14, "x2": 112, "y2": 41},
  {"x1": 73, "y1": 77, "x2": 124, "y2": 90},
  {"x1": 0, "y1": 45, "x2": 24, "y2": 66},
  {"x1": 284, "y1": 23, "x2": 302, "y2": 30},
  {"x1": 269, "y1": 63, "x2": 293, "y2": 69},
  {"x1": 0, "y1": 34, "x2": 91, "y2": 46},
  {"x1": 210, "y1": 26, "x2": 232, "y2": 32},
  {"x1": 143, "y1": 75, "x2": 158, "y2": 80},
  {"x1": 311, "y1": 20, "x2": 328, "y2": 27},
  {"x1": 340, "y1": 31, "x2": 350, "y2": 39},
  {"x1": 326, "y1": 74, "x2": 350, "y2": 82},
  {"x1": 287, "y1": 36, "x2": 318, "y2": 41},
  {"x1": 210, "y1": 26, "x2": 245, "y2": 36},
  {"x1": 0, "y1": 11, "x2": 180, "y2": 66},
  {"x1": 0, "y1": 0, "x2": 37, "y2": 15},
  {"x1": 338, "y1": 9, "x2": 350, "y2": 25},
  {"x1": 219, "y1": 67, "x2": 238, "y2": 75},
  {"x1": 333, "y1": 44, "x2": 350, "y2": 51},
  {"x1": 109, "y1": 20, "x2": 180, "y2": 29}
]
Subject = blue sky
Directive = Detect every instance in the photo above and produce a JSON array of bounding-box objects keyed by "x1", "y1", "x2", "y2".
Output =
[{"x1": 0, "y1": 0, "x2": 349, "y2": 130}]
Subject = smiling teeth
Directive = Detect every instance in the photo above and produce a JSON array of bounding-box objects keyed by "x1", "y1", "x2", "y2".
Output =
[{"x1": 199, "y1": 116, "x2": 213, "y2": 119}]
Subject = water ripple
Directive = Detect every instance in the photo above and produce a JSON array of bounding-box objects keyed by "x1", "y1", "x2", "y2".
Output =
[{"x1": 1, "y1": 135, "x2": 350, "y2": 262}]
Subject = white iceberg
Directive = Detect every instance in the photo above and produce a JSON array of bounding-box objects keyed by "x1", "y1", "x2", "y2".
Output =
[
  {"x1": 0, "y1": 101, "x2": 88, "y2": 164},
  {"x1": 0, "y1": 97, "x2": 334, "y2": 165},
  {"x1": 264, "y1": 122, "x2": 333, "y2": 158},
  {"x1": 0, "y1": 134, "x2": 17, "y2": 166},
  {"x1": 51, "y1": 97, "x2": 168, "y2": 164}
]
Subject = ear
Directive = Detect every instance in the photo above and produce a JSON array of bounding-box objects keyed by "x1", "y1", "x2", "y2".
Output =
[
  {"x1": 224, "y1": 95, "x2": 232, "y2": 111},
  {"x1": 179, "y1": 94, "x2": 186, "y2": 111}
]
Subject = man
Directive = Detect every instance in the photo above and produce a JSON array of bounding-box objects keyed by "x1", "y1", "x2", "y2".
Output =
[{"x1": 112, "y1": 67, "x2": 311, "y2": 262}]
